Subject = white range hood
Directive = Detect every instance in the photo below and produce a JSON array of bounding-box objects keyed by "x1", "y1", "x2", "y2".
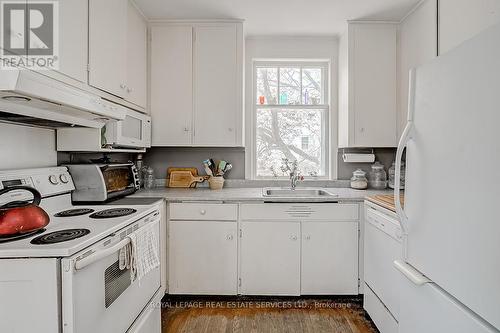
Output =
[{"x1": 0, "y1": 69, "x2": 126, "y2": 128}]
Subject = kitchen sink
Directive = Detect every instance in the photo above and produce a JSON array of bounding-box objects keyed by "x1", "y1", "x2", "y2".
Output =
[{"x1": 262, "y1": 188, "x2": 338, "y2": 198}]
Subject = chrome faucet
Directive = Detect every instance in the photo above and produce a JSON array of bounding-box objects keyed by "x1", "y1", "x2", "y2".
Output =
[{"x1": 280, "y1": 158, "x2": 304, "y2": 189}]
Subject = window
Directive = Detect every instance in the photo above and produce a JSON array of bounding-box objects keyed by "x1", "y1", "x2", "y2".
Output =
[{"x1": 253, "y1": 61, "x2": 329, "y2": 178}]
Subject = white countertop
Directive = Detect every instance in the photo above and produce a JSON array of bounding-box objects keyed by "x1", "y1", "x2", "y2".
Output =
[{"x1": 131, "y1": 187, "x2": 394, "y2": 202}]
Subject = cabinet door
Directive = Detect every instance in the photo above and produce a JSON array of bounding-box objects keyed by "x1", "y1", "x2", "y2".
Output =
[
  {"x1": 240, "y1": 222, "x2": 301, "y2": 295},
  {"x1": 301, "y1": 222, "x2": 359, "y2": 294},
  {"x1": 168, "y1": 221, "x2": 237, "y2": 294},
  {"x1": 193, "y1": 25, "x2": 240, "y2": 146},
  {"x1": 150, "y1": 26, "x2": 193, "y2": 145},
  {"x1": 56, "y1": 0, "x2": 88, "y2": 82},
  {"x1": 89, "y1": 0, "x2": 127, "y2": 97},
  {"x1": 351, "y1": 23, "x2": 397, "y2": 147},
  {"x1": 125, "y1": 1, "x2": 147, "y2": 108}
]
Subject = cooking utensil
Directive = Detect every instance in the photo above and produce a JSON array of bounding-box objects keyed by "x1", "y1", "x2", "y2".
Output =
[{"x1": 0, "y1": 186, "x2": 50, "y2": 236}]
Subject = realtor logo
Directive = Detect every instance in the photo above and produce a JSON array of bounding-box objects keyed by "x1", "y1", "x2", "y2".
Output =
[{"x1": 1, "y1": 1, "x2": 59, "y2": 70}]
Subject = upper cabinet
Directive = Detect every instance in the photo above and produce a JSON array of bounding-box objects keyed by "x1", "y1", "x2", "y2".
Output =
[
  {"x1": 338, "y1": 22, "x2": 398, "y2": 148},
  {"x1": 150, "y1": 21, "x2": 244, "y2": 147},
  {"x1": 56, "y1": 0, "x2": 88, "y2": 83},
  {"x1": 88, "y1": 0, "x2": 147, "y2": 108},
  {"x1": 439, "y1": 0, "x2": 500, "y2": 55},
  {"x1": 126, "y1": 1, "x2": 148, "y2": 108},
  {"x1": 89, "y1": 0, "x2": 128, "y2": 98},
  {"x1": 150, "y1": 25, "x2": 194, "y2": 146}
]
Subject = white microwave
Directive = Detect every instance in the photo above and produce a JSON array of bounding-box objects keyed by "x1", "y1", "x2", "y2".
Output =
[{"x1": 105, "y1": 109, "x2": 151, "y2": 148}]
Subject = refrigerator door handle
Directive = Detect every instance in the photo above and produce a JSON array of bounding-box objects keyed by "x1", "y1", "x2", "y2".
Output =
[
  {"x1": 394, "y1": 260, "x2": 431, "y2": 286},
  {"x1": 395, "y1": 68, "x2": 416, "y2": 235}
]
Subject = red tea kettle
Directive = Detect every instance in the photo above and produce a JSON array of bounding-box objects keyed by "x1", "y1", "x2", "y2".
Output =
[{"x1": 0, "y1": 186, "x2": 50, "y2": 236}]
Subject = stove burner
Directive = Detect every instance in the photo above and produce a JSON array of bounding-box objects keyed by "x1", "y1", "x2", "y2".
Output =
[
  {"x1": 89, "y1": 208, "x2": 137, "y2": 219},
  {"x1": 54, "y1": 208, "x2": 95, "y2": 217},
  {"x1": 30, "y1": 229, "x2": 90, "y2": 245},
  {"x1": 0, "y1": 229, "x2": 46, "y2": 243}
]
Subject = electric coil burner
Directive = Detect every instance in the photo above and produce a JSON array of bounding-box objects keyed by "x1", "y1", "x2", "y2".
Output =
[
  {"x1": 54, "y1": 208, "x2": 95, "y2": 217},
  {"x1": 89, "y1": 208, "x2": 137, "y2": 219},
  {"x1": 30, "y1": 229, "x2": 90, "y2": 245},
  {"x1": 0, "y1": 229, "x2": 46, "y2": 243}
]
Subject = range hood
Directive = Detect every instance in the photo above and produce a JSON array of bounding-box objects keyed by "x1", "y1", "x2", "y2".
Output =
[{"x1": 0, "y1": 69, "x2": 126, "y2": 128}]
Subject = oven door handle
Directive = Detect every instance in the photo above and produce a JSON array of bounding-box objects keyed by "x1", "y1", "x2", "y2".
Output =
[{"x1": 74, "y1": 237, "x2": 130, "y2": 270}]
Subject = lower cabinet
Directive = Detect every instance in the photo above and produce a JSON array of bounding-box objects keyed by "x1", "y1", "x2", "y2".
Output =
[
  {"x1": 301, "y1": 222, "x2": 359, "y2": 294},
  {"x1": 240, "y1": 221, "x2": 301, "y2": 295},
  {"x1": 239, "y1": 220, "x2": 359, "y2": 296},
  {"x1": 168, "y1": 220, "x2": 238, "y2": 294}
]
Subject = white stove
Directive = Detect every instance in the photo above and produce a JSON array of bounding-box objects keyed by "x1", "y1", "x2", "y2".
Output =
[{"x1": 0, "y1": 167, "x2": 163, "y2": 333}]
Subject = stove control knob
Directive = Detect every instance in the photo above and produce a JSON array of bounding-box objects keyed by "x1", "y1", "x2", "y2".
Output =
[
  {"x1": 49, "y1": 175, "x2": 59, "y2": 185},
  {"x1": 59, "y1": 174, "x2": 69, "y2": 184}
]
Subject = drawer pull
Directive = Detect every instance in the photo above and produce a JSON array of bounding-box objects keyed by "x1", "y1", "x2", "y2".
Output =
[
  {"x1": 226, "y1": 234, "x2": 233, "y2": 241},
  {"x1": 199, "y1": 209, "x2": 206, "y2": 215},
  {"x1": 305, "y1": 235, "x2": 311, "y2": 241},
  {"x1": 290, "y1": 235, "x2": 298, "y2": 241}
]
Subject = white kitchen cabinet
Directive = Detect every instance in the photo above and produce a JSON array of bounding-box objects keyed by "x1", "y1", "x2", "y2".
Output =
[
  {"x1": 439, "y1": 0, "x2": 500, "y2": 55},
  {"x1": 239, "y1": 221, "x2": 301, "y2": 295},
  {"x1": 301, "y1": 221, "x2": 359, "y2": 295},
  {"x1": 338, "y1": 22, "x2": 398, "y2": 148},
  {"x1": 150, "y1": 25, "x2": 193, "y2": 145},
  {"x1": 150, "y1": 21, "x2": 243, "y2": 147},
  {"x1": 193, "y1": 25, "x2": 242, "y2": 146},
  {"x1": 168, "y1": 220, "x2": 238, "y2": 294},
  {"x1": 126, "y1": 1, "x2": 147, "y2": 108},
  {"x1": 55, "y1": 0, "x2": 88, "y2": 83},
  {"x1": 398, "y1": 0, "x2": 437, "y2": 139},
  {"x1": 89, "y1": 0, "x2": 127, "y2": 98}
]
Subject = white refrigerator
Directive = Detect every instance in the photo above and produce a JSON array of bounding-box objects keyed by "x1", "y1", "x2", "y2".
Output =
[{"x1": 394, "y1": 22, "x2": 500, "y2": 333}]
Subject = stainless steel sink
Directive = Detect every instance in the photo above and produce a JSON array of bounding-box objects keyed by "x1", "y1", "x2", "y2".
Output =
[{"x1": 262, "y1": 188, "x2": 338, "y2": 198}]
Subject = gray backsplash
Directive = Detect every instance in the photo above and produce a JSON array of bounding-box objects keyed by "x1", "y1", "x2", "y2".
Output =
[
  {"x1": 336, "y1": 148, "x2": 396, "y2": 180},
  {"x1": 141, "y1": 147, "x2": 396, "y2": 181},
  {"x1": 58, "y1": 147, "x2": 396, "y2": 182},
  {"x1": 143, "y1": 147, "x2": 246, "y2": 179}
]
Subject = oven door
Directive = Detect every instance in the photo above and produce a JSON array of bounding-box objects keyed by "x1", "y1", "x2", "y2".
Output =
[
  {"x1": 107, "y1": 110, "x2": 151, "y2": 148},
  {"x1": 61, "y1": 212, "x2": 161, "y2": 333}
]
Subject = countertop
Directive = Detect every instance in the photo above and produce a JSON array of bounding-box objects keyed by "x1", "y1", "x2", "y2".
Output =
[{"x1": 131, "y1": 187, "x2": 394, "y2": 202}]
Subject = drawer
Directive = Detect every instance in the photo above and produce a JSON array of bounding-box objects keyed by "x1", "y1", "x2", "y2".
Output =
[
  {"x1": 364, "y1": 284, "x2": 398, "y2": 333},
  {"x1": 169, "y1": 203, "x2": 238, "y2": 221},
  {"x1": 240, "y1": 203, "x2": 358, "y2": 221}
]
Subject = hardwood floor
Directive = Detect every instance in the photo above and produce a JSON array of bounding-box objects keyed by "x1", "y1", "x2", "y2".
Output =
[{"x1": 161, "y1": 297, "x2": 378, "y2": 333}]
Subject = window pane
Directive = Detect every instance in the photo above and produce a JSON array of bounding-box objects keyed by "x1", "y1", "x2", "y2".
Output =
[
  {"x1": 256, "y1": 67, "x2": 278, "y2": 105},
  {"x1": 256, "y1": 108, "x2": 325, "y2": 177},
  {"x1": 302, "y1": 68, "x2": 322, "y2": 105},
  {"x1": 279, "y1": 68, "x2": 301, "y2": 105}
]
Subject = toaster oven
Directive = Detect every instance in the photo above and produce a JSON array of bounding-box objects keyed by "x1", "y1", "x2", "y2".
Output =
[{"x1": 66, "y1": 163, "x2": 140, "y2": 202}]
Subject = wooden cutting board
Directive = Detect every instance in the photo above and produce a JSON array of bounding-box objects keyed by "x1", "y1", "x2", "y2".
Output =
[
  {"x1": 168, "y1": 170, "x2": 207, "y2": 188},
  {"x1": 167, "y1": 167, "x2": 199, "y2": 178},
  {"x1": 366, "y1": 194, "x2": 404, "y2": 212}
]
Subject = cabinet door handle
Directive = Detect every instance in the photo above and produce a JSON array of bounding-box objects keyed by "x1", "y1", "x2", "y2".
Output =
[
  {"x1": 226, "y1": 234, "x2": 233, "y2": 241},
  {"x1": 199, "y1": 209, "x2": 206, "y2": 215},
  {"x1": 120, "y1": 84, "x2": 126, "y2": 89},
  {"x1": 290, "y1": 235, "x2": 298, "y2": 241},
  {"x1": 305, "y1": 235, "x2": 311, "y2": 240},
  {"x1": 183, "y1": 127, "x2": 190, "y2": 132},
  {"x1": 126, "y1": 87, "x2": 132, "y2": 93}
]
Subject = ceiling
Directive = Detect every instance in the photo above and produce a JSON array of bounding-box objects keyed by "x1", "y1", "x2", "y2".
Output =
[{"x1": 134, "y1": 0, "x2": 421, "y2": 36}]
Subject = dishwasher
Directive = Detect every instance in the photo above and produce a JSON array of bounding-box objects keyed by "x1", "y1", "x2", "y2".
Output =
[{"x1": 363, "y1": 201, "x2": 403, "y2": 333}]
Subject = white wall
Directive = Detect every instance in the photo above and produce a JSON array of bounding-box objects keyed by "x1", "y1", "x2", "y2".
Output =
[
  {"x1": 439, "y1": 0, "x2": 500, "y2": 55},
  {"x1": 0, "y1": 123, "x2": 57, "y2": 170},
  {"x1": 244, "y1": 36, "x2": 339, "y2": 179},
  {"x1": 398, "y1": 0, "x2": 437, "y2": 138}
]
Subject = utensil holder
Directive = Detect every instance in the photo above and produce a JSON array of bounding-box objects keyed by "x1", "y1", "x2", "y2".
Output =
[{"x1": 208, "y1": 176, "x2": 224, "y2": 190}]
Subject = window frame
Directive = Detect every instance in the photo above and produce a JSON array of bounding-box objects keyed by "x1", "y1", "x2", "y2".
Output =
[{"x1": 251, "y1": 60, "x2": 331, "y2": 180}]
